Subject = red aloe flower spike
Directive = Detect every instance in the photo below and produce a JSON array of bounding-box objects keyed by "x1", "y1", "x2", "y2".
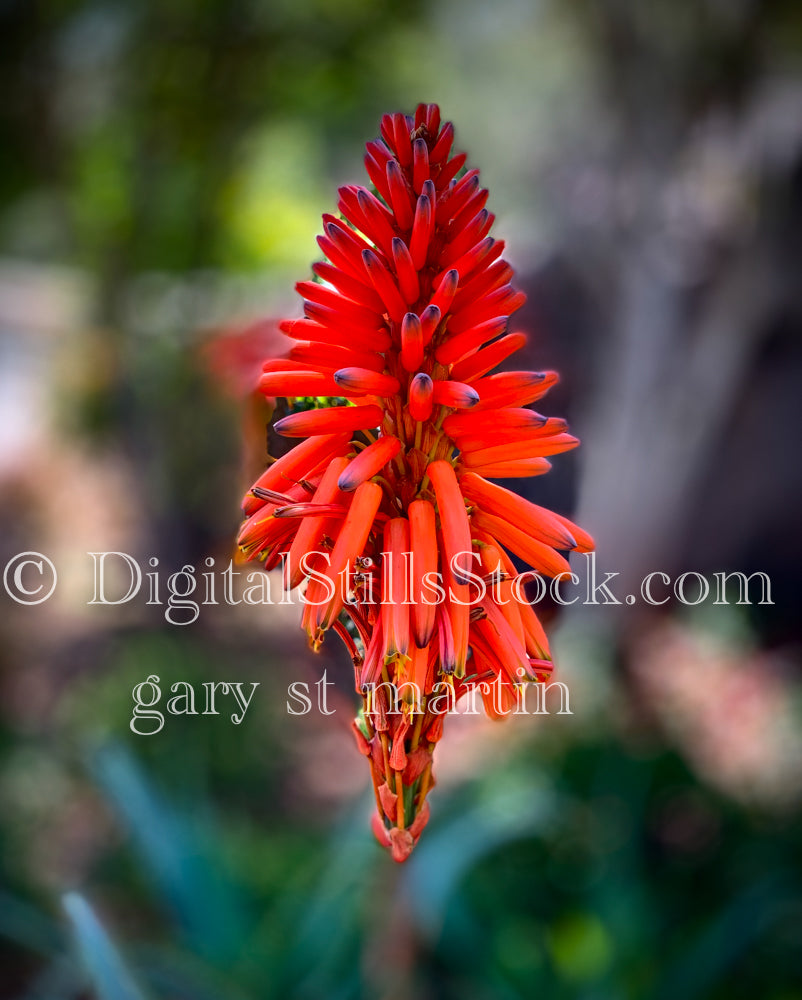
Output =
[{"x1": 235, "y1": 105, "x2": 594, "y2": 861}]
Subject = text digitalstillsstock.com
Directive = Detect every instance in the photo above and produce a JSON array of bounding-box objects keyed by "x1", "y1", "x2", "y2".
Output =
[
  {"x1": 2, "y1": 550, "x2": 774, "y2": 620},
  {"x1": 3, "y1": 550, "x2": 774, "y2": 733}
]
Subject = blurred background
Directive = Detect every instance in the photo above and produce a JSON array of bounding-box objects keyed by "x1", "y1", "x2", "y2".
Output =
[{"x1": 1, "y1": 0, "x2": 801, "y2": 997}]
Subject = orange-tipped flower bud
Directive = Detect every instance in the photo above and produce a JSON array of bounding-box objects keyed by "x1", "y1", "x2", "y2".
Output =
[
  {"x1": 338, "y1": 436, "x2": 402, "y2": 492},
  {"x1": 333, "y1": 368, "x2": 401, "y2": 396},
  {"x1": 258, "y1": 370, "x2": 340, "y2": 398},
  {"x1": 408, "y1": 373, "x2": 434, "y2": 421},
  {"x1": 431, "y1": 379, "x2": 480, "y2": 409},
  {"x1": 400, "y1": 313, "x2": 424, "y2": 372}
]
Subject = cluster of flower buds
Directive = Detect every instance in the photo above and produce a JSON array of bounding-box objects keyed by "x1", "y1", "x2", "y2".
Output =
[{"x1": 237, "y1": 105, "x2": 593, "y2": 861}]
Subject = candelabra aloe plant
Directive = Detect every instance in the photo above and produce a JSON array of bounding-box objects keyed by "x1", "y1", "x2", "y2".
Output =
[{"x1": 237, "y1": 104, "x2": 593, "y2": 860}]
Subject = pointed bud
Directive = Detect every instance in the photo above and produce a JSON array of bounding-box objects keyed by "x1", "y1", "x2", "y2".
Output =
[
  {"x1": 431, "y1": 379, "x2": 480, "y2": 409},
  {"x1": 409, "y1": 194, "x2": 433, "y2": 270},
  {"x1": 338, "y1": 436, "x2": 403, "y2": 492},
  {"x1": 419, "y1": 304, "x2": 441, "y2": 345},
  {"x1": 400, "y1": 313, "x2": 424, "y2": 372},
  {"x1": 274, "y1": 404, "x2": 383, "y2": 438},
  {"x1": 412, "y1": 137, "x2": 430, "y2": 193},
  {"x1": 408, "y1": 373, "x2": 434, "y2": 421},
  {"x1": 386, "y1": 160, "x2": 415, "y2": 231},
  {"x1": 391, "y1": 238, "x2": 420, "y2": 304},
  {"x1": 333, "y1": 368, "x2": 401, "y2": 396},
  {"x1": 428, "y1": 268, "x2": 459, "y2": 317},
  {"x1": 258, "y1": 370, "x2": 340, "y2": 398},
  {"x1": 429, "y1": 120, "x2": 454, "y2": 163},
  {"x1": 361, "y1": 248, "x2": 408, "y2": 324}
]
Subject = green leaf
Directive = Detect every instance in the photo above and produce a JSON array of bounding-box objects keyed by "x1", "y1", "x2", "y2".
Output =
[{"x1": 63, "y1": 893, "x2": 147, "y2": 1000}]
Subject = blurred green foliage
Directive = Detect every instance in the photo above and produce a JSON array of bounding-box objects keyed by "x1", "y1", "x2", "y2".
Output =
[{"x1": 0, "y1": 0, "x2": 426, "y2": 274}]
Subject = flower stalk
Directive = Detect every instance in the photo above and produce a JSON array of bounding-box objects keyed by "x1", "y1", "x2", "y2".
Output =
[{"x1": 237, "y1": 105, "x2": 593, "y2": 861}]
